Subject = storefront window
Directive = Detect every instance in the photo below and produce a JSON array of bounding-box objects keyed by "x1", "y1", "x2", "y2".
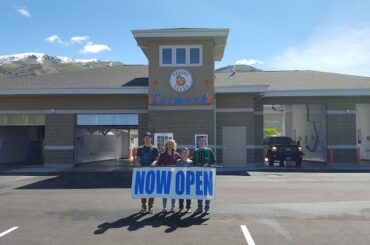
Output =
[
  {"x1": 76, "y1": 114, "x2": 138, "y2": 126},
  {"x1": 0, "y1": 115, "x2": 45, "y2": 126}
]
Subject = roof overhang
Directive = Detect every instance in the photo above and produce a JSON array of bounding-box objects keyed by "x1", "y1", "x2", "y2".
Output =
[
  {"x1": 0, "y1": 87, "x2": 148, "y2": 95},
  {"x1": 265, "y1": 89, "x2": 370, "y2": 97},
  {"x1": 132, "y1": 28, "x2": 229, "y2": 61},
  {"x1": 215, "y1": 85, "x2": 269, "y2": 94}
]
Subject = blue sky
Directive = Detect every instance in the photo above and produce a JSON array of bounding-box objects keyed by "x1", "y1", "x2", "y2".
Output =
[{"x1": 1, "y1": 0, "x2": 370, "y2": 75}]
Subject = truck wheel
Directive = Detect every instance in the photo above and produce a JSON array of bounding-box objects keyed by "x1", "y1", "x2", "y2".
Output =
[{"x1": 296, "y1": 160, "x2": 302, "y2": 167}]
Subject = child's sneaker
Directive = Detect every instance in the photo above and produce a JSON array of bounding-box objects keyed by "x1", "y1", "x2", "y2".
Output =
[
  {"x1": 186, "y1": 209, "x2": 192, "y2": 213},
  {"x1": 194, "y1": 208, "x2": 202, "y2": 214},
  {"x1": 148, "y1": 207, "x2": 154, "y2": 214},
  {"x1": 140, "y1": 206, "x2": 146, "y2": 214}
]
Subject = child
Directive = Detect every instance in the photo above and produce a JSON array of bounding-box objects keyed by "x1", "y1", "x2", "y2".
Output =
[
  {"x1": 156, "y1": 139, "x2": 181, "y2": 212},
  {"x1": 135, "y1": 132, "x2": 159, "y2": 214},
  {"x1": 193, "y1": 136, "x2": 215, "y2": 214},
  {"x1": 176, "y1": 148, "x2": 193, "y2": 213}
]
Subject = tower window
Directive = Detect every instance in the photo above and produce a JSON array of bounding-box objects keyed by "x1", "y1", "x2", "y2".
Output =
[{"x1": 160, "y1": 45, "x2": 202, "y2": 66}]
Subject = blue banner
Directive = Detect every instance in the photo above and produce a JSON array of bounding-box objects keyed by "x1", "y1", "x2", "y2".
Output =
[{"x1": 131, "y1": 167, "x2": 216, "y2": 200}]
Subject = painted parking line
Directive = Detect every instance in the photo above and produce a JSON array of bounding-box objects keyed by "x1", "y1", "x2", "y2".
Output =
[
  {"x1": 240, "y1": 225, "x2": 256, "y2": 245},
  {"x1": 0, "y1": 227, "x2": 19, "y2": 238}
]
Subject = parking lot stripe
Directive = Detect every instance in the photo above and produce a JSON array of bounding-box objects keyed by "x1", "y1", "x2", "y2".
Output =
[
  {"x1": 240, "y1": 225, "x2": 256, "y2": 245},
  {"x1": 0, "y1": 227, "x2": 19, "y2": 238}
]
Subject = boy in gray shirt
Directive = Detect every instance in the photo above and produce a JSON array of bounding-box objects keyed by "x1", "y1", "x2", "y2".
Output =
[{"x1": 176, "y1": 148, "x2": 193, "y2": 212}]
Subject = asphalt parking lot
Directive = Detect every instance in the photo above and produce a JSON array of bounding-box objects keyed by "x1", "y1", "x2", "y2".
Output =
[{"x1": 1, "y1": 171, "x2": 370, "y2": 245}]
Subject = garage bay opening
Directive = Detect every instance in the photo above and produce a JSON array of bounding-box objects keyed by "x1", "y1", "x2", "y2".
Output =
[
  {"x1": 263, "y1": 104, "x2": 327, "y2": 166},
  {"x1": 75, "y1": 114, "x2": 138, "y2": 164},
  {"x1": 0, "y1": 114, "x2": 45, "y2": 165}
]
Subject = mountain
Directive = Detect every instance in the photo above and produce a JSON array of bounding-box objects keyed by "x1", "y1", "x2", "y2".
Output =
[
  {"x1": 215, "y1": 64, "x2": 262, "y2": 73},
  {"x1": 0, "y1": 53, "x2": 73, "y2": 65},
  {"x1": 0, "y1": 53, "x2": 123, "y2": 79},
  {"x1": 0, "y1": 52, "x2": 115, "y2": 65}
]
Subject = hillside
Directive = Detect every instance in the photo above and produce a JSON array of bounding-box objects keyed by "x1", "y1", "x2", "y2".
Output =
[{"x1": 0, "y1": 53, "x2": 122, "y2": 79}]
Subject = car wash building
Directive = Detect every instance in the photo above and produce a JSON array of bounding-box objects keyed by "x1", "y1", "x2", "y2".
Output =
[{"x1": 0, "y1": 28, "x2": 370, "y2": 167}]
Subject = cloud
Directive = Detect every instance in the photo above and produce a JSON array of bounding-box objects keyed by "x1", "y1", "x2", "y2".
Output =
[
  {"x1": 268, "y1": 26, "x2": 370, "y2": 76},
  {"x1": 80, "y1": 42, "x2": 111, "y2": 54},
  {"x1": 70, "y1": 36, "x2": 90, "y2": 44},
  {"x1": 17, "y1": 7, "x2": 31, "y2": 18},
  {"x1": 235, "y1": 59, "x2": 264, "y2": 66},
  {"x1": 45, "y1": 35, "x2": 90, "y2": 46},
  {"x1": 45, "y1": 35, "x2": 62, "y2": 44}
]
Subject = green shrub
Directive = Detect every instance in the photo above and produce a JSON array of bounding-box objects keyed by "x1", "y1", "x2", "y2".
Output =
[{"x1": 264, "y1": 127, "x2": 279, "y2": 136}]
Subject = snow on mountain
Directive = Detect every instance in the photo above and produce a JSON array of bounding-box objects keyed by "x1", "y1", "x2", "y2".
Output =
[{"x1": 0, "y1": 52, "x2": 108, "y2": 65}]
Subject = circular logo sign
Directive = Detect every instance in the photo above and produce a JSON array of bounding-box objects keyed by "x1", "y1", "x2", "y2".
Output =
[{"x1": 169, "y1": 69, "x2": 193, "y2": 93}]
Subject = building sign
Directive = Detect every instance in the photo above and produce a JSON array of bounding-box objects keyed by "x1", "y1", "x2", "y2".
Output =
[
  {"x1": 149, "y1": 69, "x2": 213, "y2": 106},
  {"x1": 169, "y1": 69, "x2": 193, "y2": 93},
  {"x1": 150, "y1": 93, "x2": 211, "y2": 105},
  {"x1": 132, "y1": 167, "x2": 216, "y2": 199}
]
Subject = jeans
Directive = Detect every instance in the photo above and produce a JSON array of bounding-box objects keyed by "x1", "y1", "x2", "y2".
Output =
[
  {"x1": 197, "y1": 199, "x2": 210, "y2": 210},
  {"x1": 162, "y1": 198, "x2": 176, "y2": 209},
  {"x1": 179, "y1": 199, "x2": 191, "y2": 209},
  {"x1": 141, "y1": 198, "x2": 154, "y2": 208}
]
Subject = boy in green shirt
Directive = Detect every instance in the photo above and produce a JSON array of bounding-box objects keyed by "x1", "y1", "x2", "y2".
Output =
[{"x1": 193, "y1": 136, "x2": 215, "y2": 214}]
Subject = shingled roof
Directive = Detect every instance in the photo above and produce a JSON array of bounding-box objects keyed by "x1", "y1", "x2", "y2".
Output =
[
  {"x1": 1, "y1": 64, "x2": 370, "y2": 93},
  {"x1": 0, "y1": 65, "x2": 148, "y2": 89},
  {"x1": 215, "y1": 70, "x2": 370, "y2": 91}
]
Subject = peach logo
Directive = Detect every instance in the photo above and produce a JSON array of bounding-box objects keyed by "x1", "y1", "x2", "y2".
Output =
[{"x1": 169, "y1": 69, "x2": 193, "y2": 93}]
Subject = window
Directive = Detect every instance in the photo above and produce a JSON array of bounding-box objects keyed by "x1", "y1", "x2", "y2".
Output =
[
  {"x1": 176, "y1": 48, "x2": 186, "y2": 64},
  {"x1": 160, "y1": 45, "x2": 202, "y2": 66},
  {"x1": 76, "y1": 114, "x2": 138, "y2": 126},
  {"x1": 194, "y1": 134, "x2": 208, "y2": 149},
  {"x1": 0, "y1": 115, "x2": 45, "y2": 126},
  {"x1": 190, "y1": 48, "x2": 200, "y2": 64},
  {"x1": 162, "y1": 48, "x2": 172, "y2": 64},
  {"x1": 154, "y1": 133, "x2": 174, "y2": 152}
]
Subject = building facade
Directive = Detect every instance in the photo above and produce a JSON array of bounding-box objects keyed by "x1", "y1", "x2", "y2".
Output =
[{"x1": 0, "y1": 28, "x2": 370, "y2": 167}]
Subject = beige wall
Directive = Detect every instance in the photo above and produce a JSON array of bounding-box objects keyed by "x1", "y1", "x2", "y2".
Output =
[
  {"x1": 147, "y1": 110, "x2": 214, "y2": 148},
  {"x1": 145, "y1": 38, "x2": 216, "y2": 154},
  {"x1": 147, "y1": 40, "x2": 215, "y2": 108},
  {"x1": 216, "y1": 94, "x2": 254, "y2": 108},
  {"x1": 215, "y1": 93, "x2": 258, "y2": 164},
  {"x1": 44, "y1": 114, "x2": 75, "y2": 164}
]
